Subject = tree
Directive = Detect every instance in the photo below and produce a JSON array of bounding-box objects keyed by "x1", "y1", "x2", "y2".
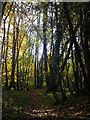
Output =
[
  {"x1": 10, "y1": 9, "x2": 16, "y2": 90},
  {"x1": 43, "y1": 3, "x2": 48, "y2": 86}
]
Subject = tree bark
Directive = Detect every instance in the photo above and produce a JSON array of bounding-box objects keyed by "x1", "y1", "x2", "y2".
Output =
[
  {"x1": 10, "y1": 15, "x2": 16, "y2": 90},
  {"x1": 5, "y1": 20, "x2": 10, "y2": 89},
  {"x1": 43, "y1": 3, "x2": 48, "y2": 86}
]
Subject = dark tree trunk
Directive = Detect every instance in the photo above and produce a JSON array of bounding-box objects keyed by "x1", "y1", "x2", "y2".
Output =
[
  {"x1": 10, "y1": 15, "x2": 16, "y2": 90},
  {"x1": 20, "y1": 63, "x2": 22, "y2": 90},
  {"x1": 66, "y1": 60, "x2": 70, "y2": 92},
  {"x1": 25, "y1": 67, "x2": 27, "y2": 88},
  {"x1": 75, "y1": 50, "x2": 79, "y2": 94},
  {"x1": 27, "y1": 68, "x2": 29, "y2": 87},
  {"x1": 17, "y1": 43, "x2": 19, "y2": 90},
  {"x1": 71, "y1": 47, "x2": 79, "y2": 95},
  {"x1": 83, "y1": 5, "x2": 90, "y2": 94},
  {"x1": 63, "y1": 3, "x2": 89, "y2": 93},
  {"x1": 40, "y1": 55, "x2": 43, "y2": 87},
  {"x1": 0, "y1": 2, "x2": 7, "y2": 25},
  {"x1": 43, "y1": 3, "x2": 48, "y2": 86},
  {"x1": 34, "y1": 48, "x2": 37, "y2": 86},
  {"x1": 5, "y1": 21, "x2": 10, "y2": 89},
  {"x1": 36, "y1": 47, "x2": 39, "y2": 87},
  {"x1": 23, "y1": 53, "x2": 25, "y2": 89},
  {"x1": 80, "y1": 70, "x2": 83, "y2": 94},
  {"x1": 16, "y1": 19, "x2": 20, "y2": 90},
  {"x1": 55, "y1": 2, "x2": 66, "y2": 100}
]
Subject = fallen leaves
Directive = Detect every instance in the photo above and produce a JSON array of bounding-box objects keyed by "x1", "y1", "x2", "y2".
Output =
[{"x1": 2, "y1": 87, "x2": 90, "y2": 120}]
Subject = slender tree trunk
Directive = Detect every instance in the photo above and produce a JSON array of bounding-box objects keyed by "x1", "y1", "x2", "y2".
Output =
[
  {"x1": 16, "y1": 19, "x2": 20, "y2": 90},
  {"x1": 27, "y1": 68, "x2": 29, "y2": 88},
  {"x1": 16, "y1": 39, "x2": 19, "y2": 90},
  {"x1": 34, "y1": 47, "x2": 37, "y2": 86},
  {"x1": 0, "y1": 2, "x2": 7, "y2": 25},
  {"x1": 37, "y1": 54, "x2": 39, "y2": 87},
  {"x1": 23, "y1": 53, "x2": 25, "y2": 89},
  {"x1": 5, "y1": 21, "x2": 10, "y2": 89},
  {"x1": 10, "y1": 14, "x2": 16, "y2": 90},
  {"x1": 71, "y1": 47, "x2": 79, "y2": 95},
  {"x1": 80, "y1": 70, "x2": 83, "y2": 94},
  {"x1": 25, "y1": 67, "x2": 27, "y2": 88},
  {"x1": 66, "y1": 60, "x2": 70, "y2": 92},
  {"x1": 20, "y1": 63, "x2": 22, "y2": 90},
  {"x1": 40, "y1": 55, "x2": 43, "y2": 87},
  {"x1": 1, "y1": 19, "x2": 5, "y2": 87},
  {"x1": 43, "y1": 3, "x2": 48, "y2": 86},
  {"x1": 75, "y1": 50, "x2": 79, "y2": 95}
]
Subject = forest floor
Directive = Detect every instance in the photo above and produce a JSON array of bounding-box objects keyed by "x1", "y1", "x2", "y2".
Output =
[{"x1": 2, "y1": 86, "x2": 90, "y2": 120}]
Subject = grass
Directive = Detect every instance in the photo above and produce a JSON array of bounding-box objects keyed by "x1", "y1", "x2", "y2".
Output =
[
  {"x1": 2, "y1": 87, "x2": 90, "y2": 120},
  {"x1": 35, "y1": 87, "x2": 55, "y2": 107},
  {"x1": 2, "y1": 87, "x2": 56, "y2": 120},
  {"x1": 3, "y1": 90, "x2": 29, "y2": 109},
  {"x1": 2, "y1": 87, "x2": 55, "y2": 111}
]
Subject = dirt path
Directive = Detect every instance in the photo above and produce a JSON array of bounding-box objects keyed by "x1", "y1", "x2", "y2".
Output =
[{"x1": 2, "y1": 87, "x2": 90, "y2": 120}]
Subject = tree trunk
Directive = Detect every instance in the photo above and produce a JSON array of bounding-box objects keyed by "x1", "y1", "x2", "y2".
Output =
[
  {"x1": 66, "y1": 60, "x2": 70, "y2": 92},
  {"x1": 34, "y1": 55, "x2": 36, "y2": 86},
  {"x1": 83, "y1": 5, "x2": 90, "y2": 93},
  {"x1": 63, "y1": 3, "x2": 89, "y2": 93},
  {"x1": 16, "y1": 19, "x2": 20, "y2": 90},
  {"x1": 10, "y1": 14, "x2": 16, "y2": 90},
  {"x1": 1, "y1": 19, "x2": 5, "y2": 87},
  {"x1": 5, "y1": 21, "x2": 10, "y2": 89},
  {"x1": 43, "y1": 3, "x2": 48, "y2": 86},
  {"x1": 55, "y1": 2, "x2": 66, "y2": 100}
]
